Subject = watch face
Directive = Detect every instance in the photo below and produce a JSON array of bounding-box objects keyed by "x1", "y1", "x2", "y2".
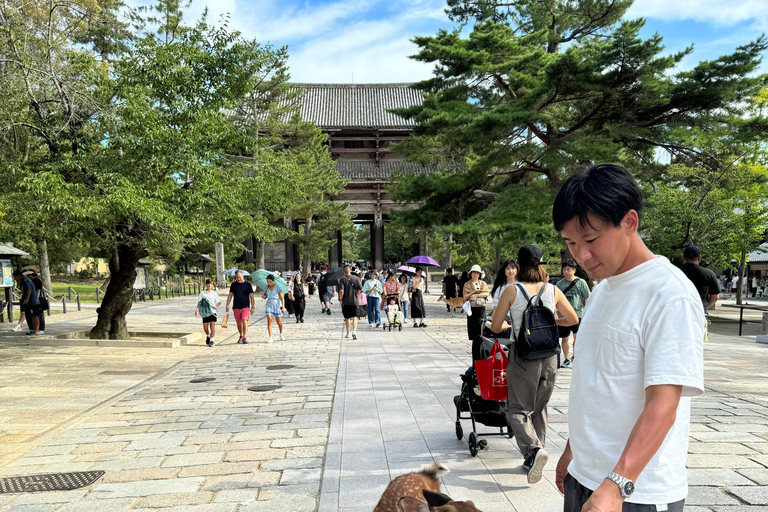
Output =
[{"x1": 623, "y1": 482, "x2": 635, "y2": 496}]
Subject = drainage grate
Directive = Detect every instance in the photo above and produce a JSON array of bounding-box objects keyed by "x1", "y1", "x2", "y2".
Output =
[
  {"x1": 0, "y1": 471, "x2": 105, "y2": 494},
  {"x1": 266, "y1": 365, "x2": 294, "y2": 370},
  {"x1": 190, "y1": 377, "x2": 216, "y2": 383},
  {"x1": 248, "y1": 385, "x2": 281, "y2": 392}
]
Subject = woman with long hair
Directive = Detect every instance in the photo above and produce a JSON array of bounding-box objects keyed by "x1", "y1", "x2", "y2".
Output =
[
  {"x1": 491, "y1": 259, "x2": 518, "y2": 309},
  {"x1": 491, "y1": 245, "x2": 577, "y2": 485},
  {"x1": 410, "y1": 267, "x2": 427, "y2": 328},
  {"x1": 398, "y1": 274, "x2": 410, "y2": 321},
  {"x1": 262, "y1": 275, "x2": 286, "y2": 343},
  {"x1": 457, "y1": 271, "x2": 469, "y2": 298},
  {"x1": 292, "y1": 273, "x2": 306, "y2": 323}
]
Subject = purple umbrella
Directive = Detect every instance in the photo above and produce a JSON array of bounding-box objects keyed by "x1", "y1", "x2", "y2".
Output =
[
  {"x1": 397, "y1": 265, "x2": 417, "y2": 276},
  {"x1": 406, "y1": 255, "x2": 440, "y2": 267}
]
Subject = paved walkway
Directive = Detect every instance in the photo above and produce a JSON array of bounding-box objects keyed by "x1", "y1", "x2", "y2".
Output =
[{"x1": 0, "y1": 294, "x2": 766, "y2": 511}]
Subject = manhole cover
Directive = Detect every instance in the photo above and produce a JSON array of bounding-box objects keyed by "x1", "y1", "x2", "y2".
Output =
[
  {"x1": 248, "y1": 385, "x2": 281, "y2": 392},
  {"x1": 0, "y1": 471, "x2": 105, "y2": 494},
  {"x1": 266, "y1": 365, "x2": 294, "y2": 370},
  {"x1": 189, "y1": 377, "x2": 216, "y2": 383}
]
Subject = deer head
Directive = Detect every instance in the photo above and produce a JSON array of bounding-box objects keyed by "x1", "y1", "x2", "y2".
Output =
[{"x1": 399, "y1": 490, "x2": 482, "y2": 512}]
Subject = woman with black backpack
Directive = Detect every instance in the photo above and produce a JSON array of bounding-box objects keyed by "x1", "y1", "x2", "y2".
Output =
[{"x1": 490, "y1": 244, "x2": 578, "y2": 486}]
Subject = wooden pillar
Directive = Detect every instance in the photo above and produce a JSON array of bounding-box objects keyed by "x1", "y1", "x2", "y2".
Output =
[
  {"x1": 373, "y1": 209, "x2": 384, "y2": 271},
  {"x1": 284, "y1": 217, "x2": 295, "y2": 271}
]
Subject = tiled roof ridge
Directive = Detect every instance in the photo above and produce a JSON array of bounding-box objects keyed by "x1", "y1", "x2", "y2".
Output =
[{"x1": 290, "y1": 83, "x2": 416, "y2": 88}]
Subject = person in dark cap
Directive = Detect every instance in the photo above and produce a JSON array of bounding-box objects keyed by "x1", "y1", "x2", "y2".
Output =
[{"x1": 680, "y1": 245, "x2": 720, "y2": 312}]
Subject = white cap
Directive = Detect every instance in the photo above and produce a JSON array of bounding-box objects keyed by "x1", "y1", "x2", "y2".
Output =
[{"x1": 470, "y1": 264, "x2": 482, "y2": 274}]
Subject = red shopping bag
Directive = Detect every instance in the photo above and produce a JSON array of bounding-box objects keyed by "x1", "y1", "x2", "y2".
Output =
[{"x1": 474, "y1": 341, "x2": 508, "y2": 401}]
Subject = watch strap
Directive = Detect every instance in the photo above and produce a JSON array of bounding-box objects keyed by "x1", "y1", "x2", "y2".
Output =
[{"x1": 606, "y1": 471, "x2": 634, "y2": 498}]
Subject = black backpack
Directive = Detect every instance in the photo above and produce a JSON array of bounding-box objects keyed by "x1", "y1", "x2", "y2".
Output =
[{"x1": 513, "y1": 283, "x2": 561, "y2": 360}]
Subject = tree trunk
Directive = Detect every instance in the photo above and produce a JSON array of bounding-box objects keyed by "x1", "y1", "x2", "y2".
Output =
[
  {"x1": 737, "y1": 249, "x2": 747, "y2": 306},
  {"x1": 302, "y1": 217, "x2": 312, "y2": 280},
  {"x1": 253, "y1": 239, "x2": 265, "y2": 269},
  {"x1": 37, "y1": 239, "x2": 52, "y2": 299},
  {"x1": 90, "y1": 244, "x2": 147, "y2": 339}
]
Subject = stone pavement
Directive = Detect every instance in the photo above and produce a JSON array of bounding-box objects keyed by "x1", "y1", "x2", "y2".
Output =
[{"x1": 0, "y1": 293, "x2": 767, "y2": 511}]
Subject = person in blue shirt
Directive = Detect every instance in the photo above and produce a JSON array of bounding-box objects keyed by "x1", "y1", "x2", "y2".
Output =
[{"x1": 13, "y1": 270, "x2": 40, "y2": 335}]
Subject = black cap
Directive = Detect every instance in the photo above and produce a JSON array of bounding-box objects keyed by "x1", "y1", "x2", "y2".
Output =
[
  {"x1": 683, "y1": 245, "x2": 701, "y2": 260},
  {"x1": 518, "y1": 244, "x2": 545, "y2": 265}
]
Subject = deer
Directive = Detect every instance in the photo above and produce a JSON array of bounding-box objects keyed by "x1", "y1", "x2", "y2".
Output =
[
  {"x1": 373, "y1": 462, "x2": 483, "y2": 512},
  {"x1": 436, "y1": 295, "x2": 466, "y2": 317}
]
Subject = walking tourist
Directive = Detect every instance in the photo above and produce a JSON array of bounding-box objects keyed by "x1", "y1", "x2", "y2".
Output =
[
  {"x1": 680, "y1": 245, "x2": 720, "y2": 312},
  {"x1": 399, "y1": 274, "x2": 410, "y2": 320},
  {"x1": 490, "y1": 259, "x2": 518, "y2": 310},
  {"x1": 338, "y1": 265, "x2": 362, "y2": 339},
  {"x1": 463, "y1": 264, "x2": 490, "y2": 341},
  {"x1": 319, "y1": 266, "x2": 333, "y2": 315},
  {"x1": 555, "y1": 260, "x2": 591, "y2": 368},
  {"x1": 440, "y1": 268, "x2": 459, "y2": 312},
  {"x1": 552, "y1": 164, "x2": 705, "y2": 512},
  {"x1": 490, "y1": 245, "x2": 578, "y2": 485},
  {"x1": 363, "y1": 270, "x2": 383, "y2": 328},
  {"x1": 262, "y1": 274, "x2": 286, "y2": 343},
  {"x1": 752, "y1": 274, "x2": 759, "y2": 298},
  {"x1": 410, "y1": 267, "x2": 427, "y2": 328},
  {"x1": 285, "y1": 272, "x2": 295, "y2": 318},
  {"x1": 195, "y1": 278, "x2": 221, "y2": 346},
  {"x1": 13, "y1": 270, "x2": 40, "y2": 335},
  {"x1": 306, "y1": 273, "x2": 316, "y2": 297},
  {"x1": 457, "y1": 271, "x2": 469, "y2": 299},
  {"x1": 26, "y1": 270, "x2": 47, "y2": 334},
  {"x1": 381, "y1": 271, "x2": 400, "y2": 326},
  {"x1": 730, "y1": 274, "x2": 739, "y2": 299},
  {"x1": 225, "y1": 270, "x2": 254, "y2": 344},
  {"x1": 292, "y1": 273, "x2": 306, "y2": 323}
]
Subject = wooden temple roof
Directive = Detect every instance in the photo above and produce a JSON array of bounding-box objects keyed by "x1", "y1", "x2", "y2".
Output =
[
  {"x1": 291, "y1": 83, "x2": 421, "y2": 130},
  {"x1": 335, "y1": 161, "x2": 439, "y2": 181}
]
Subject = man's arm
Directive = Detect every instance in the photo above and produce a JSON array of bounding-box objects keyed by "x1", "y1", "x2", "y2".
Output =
[
  {"x1": 225, "y1": 292, "x2": 233, "y2": 310},
  {"x1": 581, "y1": 384, "x2": 683, "y2": 512},
  {"x1": 706, "y1": 294, "x2": 719, "y2": 310}
]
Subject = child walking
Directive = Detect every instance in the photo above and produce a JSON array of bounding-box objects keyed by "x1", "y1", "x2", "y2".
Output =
[
  {"x1": 262, "y1": 274, "x2": 286, "y2": 343},
  {"x1": 195, "y1": 279, "x2": 221, "y2": 347}
]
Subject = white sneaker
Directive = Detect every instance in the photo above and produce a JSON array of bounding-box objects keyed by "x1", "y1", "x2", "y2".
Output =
[
  {"x1": 527, "y1": 449, "x2": 549, "y2": 484},
  {"x1": 266, "y1": 336, "x2": 273, "y2": 343},
  {"x1": 38, "y1": 330, "x2": 44, "y2": 334},
  {"x1": 12, "y1": 325, "x2": 23, "y2": 332},
  {"x1": 279, "y1": 332, "x2": 285, "y2": 341},
  {"x1": 345, "y1": 332, "x2": 350, "y2": 338},
  {"x1": 352, "y1": 332, "x2": 357, "y2": 340}
]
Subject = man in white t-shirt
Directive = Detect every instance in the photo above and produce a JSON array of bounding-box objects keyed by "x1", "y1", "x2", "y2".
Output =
[{"x1": 552, "y1": 164, "x2": 705, "y2": 512}]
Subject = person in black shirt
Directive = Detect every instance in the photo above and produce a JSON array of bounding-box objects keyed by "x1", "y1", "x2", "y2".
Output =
[
  {"x1": 440, "y1": 268, "x2": 459, "y2": 312},
  {"x1": 225, "y1": 270, "x2": 254, "y2": 344},
  {"x1": 28, "y1": 271, "x2": 46, "y2": 334},
  {"x1": 338, "y1": 265, "x2": 362, "y2": 339},
  {"x1": 680, "y1": 245, "x2": 720, "y2": 312}
]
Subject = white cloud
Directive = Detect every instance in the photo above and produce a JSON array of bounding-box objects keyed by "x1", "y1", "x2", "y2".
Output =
[{"x1": 627, "y1": 0, "x2": 768, "y2": 28}]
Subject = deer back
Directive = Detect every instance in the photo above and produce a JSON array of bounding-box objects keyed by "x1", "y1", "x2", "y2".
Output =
[{"x1": 373, "y1": 463, "x2": 446, "y2": 512}]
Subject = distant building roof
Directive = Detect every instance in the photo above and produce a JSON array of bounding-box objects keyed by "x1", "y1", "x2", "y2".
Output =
[
  {"x1": 291, "y1": 83, "x2": 421, "y2": 130},
  {"x1": 748, "y1": 243, "x2": 768, "y2": 263},
  {"x1": 336, "y1": 161, "x2": 439, "y2": 181},
  {"x1": 0, "y1": 243, "x2": 29, "y2": 257}
]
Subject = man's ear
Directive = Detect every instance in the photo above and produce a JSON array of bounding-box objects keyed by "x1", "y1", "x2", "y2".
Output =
[{"x1": 622, "y1": 209, "x2": 639, "y2": 233}]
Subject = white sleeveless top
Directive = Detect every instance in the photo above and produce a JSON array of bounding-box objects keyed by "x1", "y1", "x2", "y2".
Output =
[{"x1": 508, "y1": 282, "x2": 556, "y2": 337}]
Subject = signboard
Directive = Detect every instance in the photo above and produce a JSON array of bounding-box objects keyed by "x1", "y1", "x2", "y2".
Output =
[
  {"x1": 1, "y1": 260, "x2": 12, "y2": 288},
  {"x1": 133, "y1": 267, "x2": 146, "y2": 290}
]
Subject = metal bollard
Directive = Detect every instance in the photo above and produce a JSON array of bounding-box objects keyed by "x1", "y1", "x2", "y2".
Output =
[
  {"x1": 76, "y1": 294, "x2": 81, "y2": 311},
  {"x1": 68, "y1": 287, "x2": 72, "y2": 301},
  {"x1": 149, "y1": 289, "x2": 154, "y2": 301},
  {"x1": 95, "y1": 288, "x2": 100, "y2": 303},
  {"x1": 165, "y1": 287, "x2": 168, "y2": 299},
  {"x1": 62, "y1": 297, "x2": 67, "y2": 314},
  {"x1": 132, "y1": 290, "x2": 137, "y2": 302}
]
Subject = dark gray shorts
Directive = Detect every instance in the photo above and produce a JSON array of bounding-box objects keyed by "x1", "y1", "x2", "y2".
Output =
[{"x1": 564, "y1": 474, "x2": 684, "y2": 512}]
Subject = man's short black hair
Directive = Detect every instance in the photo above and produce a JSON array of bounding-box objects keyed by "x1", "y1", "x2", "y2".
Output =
[
  {"x1": 561, "y1": 259, "x2": 578, "y2": 271},
  {"x1": 446, "y1": 268, "x2": 453, "y2": 274},
  {"x1": 553, "y1": 164, "x2": 643, "y2": 232},
  {"x1": 12, "y1": 270, "x2": 22, "y2": 277}
]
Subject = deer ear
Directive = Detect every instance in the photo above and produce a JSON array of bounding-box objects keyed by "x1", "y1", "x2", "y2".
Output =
[
  {"x1": 399, "y1": 497, "x2": 431, "y2": 512},
  {"x1": 423, "y1": 490, "x2": 452, "y2": 507}
]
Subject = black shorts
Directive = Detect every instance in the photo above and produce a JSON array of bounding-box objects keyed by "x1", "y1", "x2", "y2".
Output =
[
  {"x1": 202, "y1": 315, "x2": 217, "y2": 324},
  {"x1": 26, "y1": 304, "x2": 41, "y2": 317},
  {"x1": 342, "y1": 304, "x2": 357, "y2": 319},
  {"x1": 558, "y1": 321, "x2": 580, "y2": 337}
]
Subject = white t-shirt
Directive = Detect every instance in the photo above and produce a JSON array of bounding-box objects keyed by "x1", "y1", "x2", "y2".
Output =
[
  {"x1": 731, "y1": 276, "x2": 738, "y2": 287},
  {"x1": 198, "y1": 290, "x2": 220, "y2": 309},
  {"x1": 568, "y1": 256, "x2": 705, "y2": 505}
]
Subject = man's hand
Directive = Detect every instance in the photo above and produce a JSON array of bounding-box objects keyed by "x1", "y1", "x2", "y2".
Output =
[
  {"x1": 555, "y1": 443, "x2": 573, "y2": 494},
  {"x1": 581, "y1": 480, "x2": 624, "y2": 512}
]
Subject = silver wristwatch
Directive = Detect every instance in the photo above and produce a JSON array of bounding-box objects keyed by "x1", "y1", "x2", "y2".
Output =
[{"x1": 606, "y1": 472, "x2": 635, "y2": 498}]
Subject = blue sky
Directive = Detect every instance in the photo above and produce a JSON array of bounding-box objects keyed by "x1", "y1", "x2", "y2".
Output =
[{"x1": 126, "y1": 0, "x2": 768, "y2": 83}]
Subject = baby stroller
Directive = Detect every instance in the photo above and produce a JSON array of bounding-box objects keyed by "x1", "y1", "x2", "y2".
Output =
[
  {"x1": 454, "y1": 323, "x2": 514, "y2": 457},
  {"x1": 382, "y1": 292, "x2": 403, "y2": 331}
]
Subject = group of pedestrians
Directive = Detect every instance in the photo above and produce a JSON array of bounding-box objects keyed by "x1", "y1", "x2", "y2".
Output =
[{"x1": 11, "y1": 269, "x2": 46, "y2": 335}]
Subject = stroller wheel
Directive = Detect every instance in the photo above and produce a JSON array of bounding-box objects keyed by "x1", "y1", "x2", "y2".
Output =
[
  {"x1": 388, "y1": 325, "x2": 391, "y2": 331},
  {"x1": 383, "y1": 324, "x2": 387, "y2": 330},
  {"x1": 398, "y1": 324, "x2": 402, "y2": 331},
  {"x1": 478, "y1": 439, "x2": 488, "y2": 450},
  {"x1": 455, "y1": 421, "x2": 463, "y2": 440},
  {"x1": 468, "y1": 432, "x2": 478, "y2": 457}
]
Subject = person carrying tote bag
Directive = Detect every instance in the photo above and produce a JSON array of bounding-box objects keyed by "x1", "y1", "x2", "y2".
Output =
[{"x1": 463, "y1": 264, "x2": 490, "y2": 341}]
